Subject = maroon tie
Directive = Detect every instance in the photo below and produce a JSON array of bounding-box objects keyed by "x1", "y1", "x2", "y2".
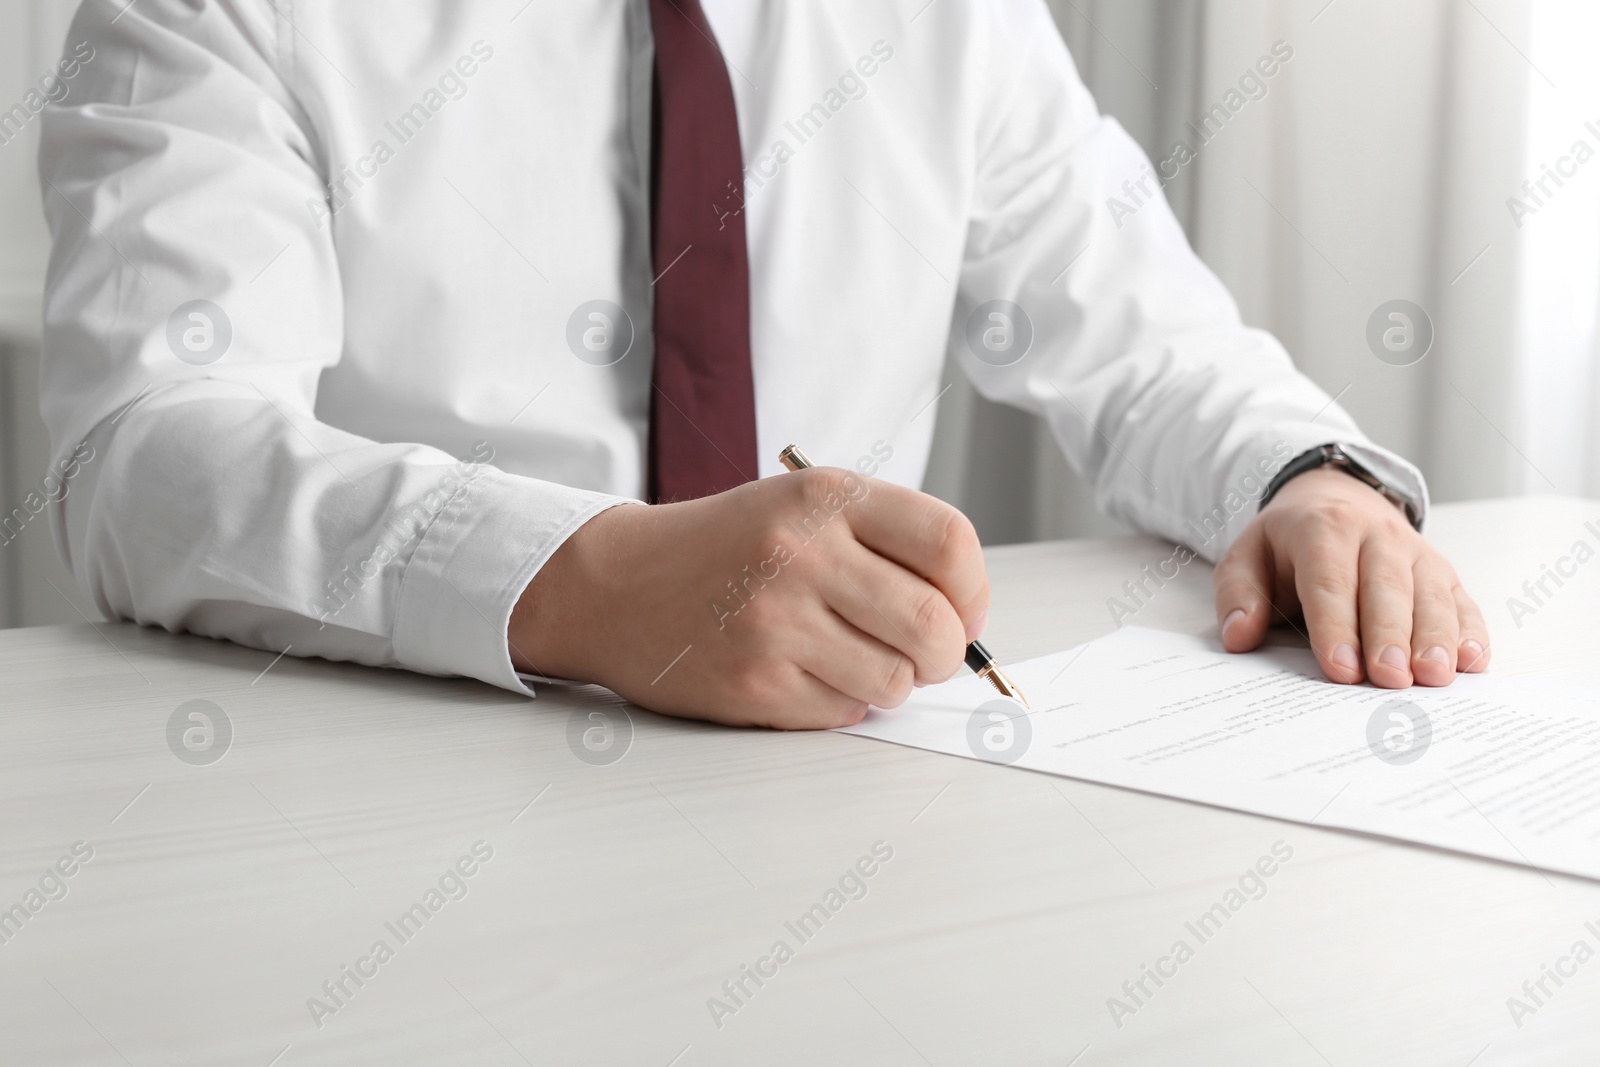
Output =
[{"x1": 646, "y1": 0, "x2": 759, "y2": 503}]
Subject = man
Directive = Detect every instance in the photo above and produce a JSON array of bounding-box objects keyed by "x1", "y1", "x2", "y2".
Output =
[{"x1": 38, "y1": 0, "x2": 1488, "y2": 729}]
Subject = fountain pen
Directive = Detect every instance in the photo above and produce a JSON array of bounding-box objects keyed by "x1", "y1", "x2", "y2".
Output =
[{"x1": 777, "y1": 444, "x2": 1029, "y2": 708}]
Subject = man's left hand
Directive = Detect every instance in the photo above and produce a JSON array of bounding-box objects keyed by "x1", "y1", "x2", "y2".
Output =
[{"x1": 1212, "y1": 466, "x2": 1490, "y2": 687}]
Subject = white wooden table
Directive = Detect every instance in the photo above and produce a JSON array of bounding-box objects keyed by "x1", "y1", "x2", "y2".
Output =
[{"x1": 1, "y1": 496, "x2": 1597, "y2": 1066}]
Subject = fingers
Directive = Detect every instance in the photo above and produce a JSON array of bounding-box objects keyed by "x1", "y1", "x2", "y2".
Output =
[
  {"x1": 1212, "y1": 525, "x2": 1277, "y2": 653},
  {"x1": 1453, "y1": 582, "x2": 1492, "y2": 673},
  {"x1": 1291, "y1": 535, "x2": 1366, "y2": 685},
  {"x1": 821, "y1": 471, "x2": 990, "y2": 637},
  {"x1": 820, "y1": 540, "x2": 967, "y2": 685},
  {"x1": 789, "y1": 604, "x2": 918, "y2": 711},
  {"x1": 1212, "y1": 464, "x2": 1489, "y2": 689},
  {"x1": 730, "y1": 664, "x2": 870, "y2": 730},
  {"x1": 1408, "y1": 556, "x2": 1461, "y2": 686},
  {"x1": 1356, "y1": 536, "x2": 1416, "y2": 688}
]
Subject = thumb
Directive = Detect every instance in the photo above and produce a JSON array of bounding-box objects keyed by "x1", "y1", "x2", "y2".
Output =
[{"x1": 1212, "y1": 525, "x2": 1276, "y2": 653}]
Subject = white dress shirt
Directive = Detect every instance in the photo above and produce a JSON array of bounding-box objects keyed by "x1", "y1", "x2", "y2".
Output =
[{"x1": 37, "y1": 0, "x2": 1425, "y2": 694}]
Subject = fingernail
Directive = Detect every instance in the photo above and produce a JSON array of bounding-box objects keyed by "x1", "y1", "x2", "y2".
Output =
[
  {"x1": 1332, "y1": 643, "x2": 1360, "y2": 675},
  {"x1": 966, "y1": 609, "x2": 988, "y2": 643},
  {"x1": 1380, "y1": 644, "x2": 1408, "y2": 670},
  {"x1": 1461, "y1": 639, "x2": 1486, "y2": 670},
  {"x1": 1421, "y1": 646, "x2": 1448, "y2": 665},
  {"x1": 1222, "y1": 608, "x2": 1246, "y2": 640}
]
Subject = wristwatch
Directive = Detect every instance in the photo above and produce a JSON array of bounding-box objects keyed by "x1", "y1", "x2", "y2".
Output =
[{"x1": 1258, "y1": 443, "x2": 1423, "y2": 530}]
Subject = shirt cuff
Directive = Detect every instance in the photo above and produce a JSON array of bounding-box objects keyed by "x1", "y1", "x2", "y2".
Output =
[
  {"x1": 391, "y1": 468, "x2": 635, "y2": 695},
  {"x1": 1193, "y1": 428, "x2": 1430, "y2": 562},
  {"x1": 1336, "y1": 440, "x2": 1430, "y2": 532}
]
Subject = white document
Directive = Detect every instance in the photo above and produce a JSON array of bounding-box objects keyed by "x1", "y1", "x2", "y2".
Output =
[{"x1": 839, "y1": 626, "x2": 1600, "y2": 880}]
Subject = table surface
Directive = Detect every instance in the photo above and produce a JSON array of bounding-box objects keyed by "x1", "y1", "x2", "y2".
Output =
[{"x1": 2, "y1": 495, "x2": 1598, "y2": 1066}]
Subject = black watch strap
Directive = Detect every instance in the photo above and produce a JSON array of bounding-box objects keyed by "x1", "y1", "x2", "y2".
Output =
[{"x1": 1259, "y1": 443, "x2": 1422, "y2": 530}]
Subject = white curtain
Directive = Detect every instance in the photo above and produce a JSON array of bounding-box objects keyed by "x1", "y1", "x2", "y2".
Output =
[
  {"x1": 0, "y1": 0, "x2": 78, "y2": 320},
  {"x1": 927, "y1": 0, "x2": 1545, "y2": 541},
  {"x1": 0, "y1": 0, "x2": 89, "y2": 627},
  {"x1": 1518, "y1": 0, "x2": 1600, "y2": 498}
]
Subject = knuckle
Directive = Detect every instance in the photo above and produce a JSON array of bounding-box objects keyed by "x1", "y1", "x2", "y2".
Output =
[
  {"x1": 1302, "y1": 497, "x2": 1363, "y2": 530},
  {"x1": 1216, "y1": 571, "x2": 1265, "y2": 602},
  {"x1": 1286, "y1": 534, "x2": 1346, "y2": 576},
  {"x1": 928, "y1": 507, "x2": 981, "y2": 573},
  {"x1": 1302, "y1": 569, "x2": 1357, "y2": 601},
  {"x1": 1415, "y1": 584, "x2": 1458, "y2": 620},
  {"x1": 1421, "y1": 555, "x2": 1462, "y2": 590},
  {"x1": 907, "y1": 588, "x2": 950, "y2": 645},
  {"x1": 798, "y1": 466, "x2": 852, "y2": 515},
  {"x1": 753, "y1": 511, "x2": 798, "y2": 554},
  {"x1": 907, "y1": 594, "x2": 965, "y2": 680},
  {"x1": 875, "y1": 654, "x2": 916, "y2": 708},
  {"x1": 1378, "y1": 499, "x2": 1419, "y2": 532}
]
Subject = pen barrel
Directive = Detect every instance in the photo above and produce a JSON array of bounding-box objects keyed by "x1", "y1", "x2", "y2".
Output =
[
  {"x1": 778, "y1": 444, "x2": 814, "y2": 472},
  {"x1": 781, "y1": 443, "x2": 1005, "y2": 689}
]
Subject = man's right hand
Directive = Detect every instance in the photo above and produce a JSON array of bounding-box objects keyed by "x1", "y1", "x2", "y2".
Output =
[{"x1": 508, "y1": 468, "x2": 990, "y2": 729}]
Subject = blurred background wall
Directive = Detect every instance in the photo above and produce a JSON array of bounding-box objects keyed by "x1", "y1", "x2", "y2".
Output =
[
  {"x1": 0, "y1": 0, "x2": 79, "y2": 628},
  {"x1": 1, "y1": 0, "x2": 1591, "y2": 628}
]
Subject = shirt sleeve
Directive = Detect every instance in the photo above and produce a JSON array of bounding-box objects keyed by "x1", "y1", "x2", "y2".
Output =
[
  {"x1": 954, "y1": 0, "x2": 1427, "y2": 560},
  {"x1": 37, "y1": 0, "x2": 627, "y2": 693}
]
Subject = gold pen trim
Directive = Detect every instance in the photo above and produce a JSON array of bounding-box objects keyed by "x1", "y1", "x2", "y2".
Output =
[
  {"x1": 976, "y1": 663, "x2": 1029, "y2": 708},
  {"x1": 778, "y1": 444, "x2": 814, "y2": 472},
  {"x1": 778, "y1": 442, "x2": 1028, "y2": 710}
]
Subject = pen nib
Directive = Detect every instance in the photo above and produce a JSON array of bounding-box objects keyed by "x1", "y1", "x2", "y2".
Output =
[{"x1": 980, "y1": 665, "x2": 1029, "y2": 709}]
